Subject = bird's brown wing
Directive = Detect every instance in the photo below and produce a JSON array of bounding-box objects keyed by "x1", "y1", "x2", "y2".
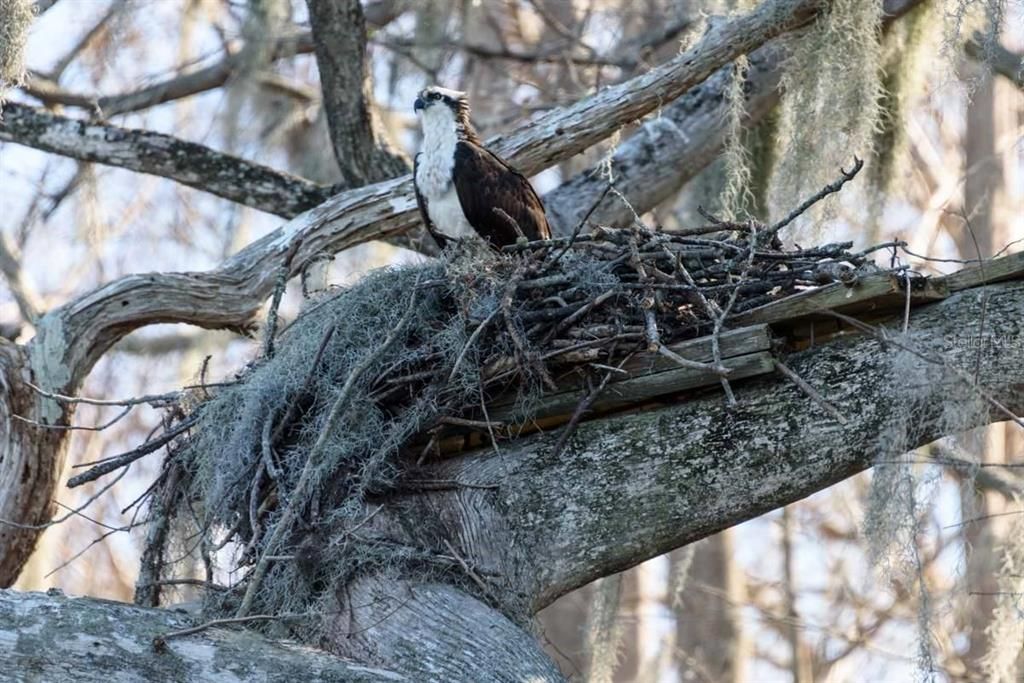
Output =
[{"x1": 453, "y1": 141, "x2": 551, "y2": 248}]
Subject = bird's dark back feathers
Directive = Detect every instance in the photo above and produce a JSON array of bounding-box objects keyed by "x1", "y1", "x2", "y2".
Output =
[{"x1": 452, "y1": 140, "x2": 551, "y2": 248}]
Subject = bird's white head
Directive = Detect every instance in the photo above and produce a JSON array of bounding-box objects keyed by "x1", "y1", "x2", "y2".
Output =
[{"x1": 414, "y1": 86, "x2": 474, "y2": 141}]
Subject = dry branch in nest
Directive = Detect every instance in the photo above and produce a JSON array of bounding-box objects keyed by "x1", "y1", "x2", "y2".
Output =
[{"x1": 66, "y1": 160, "x2": 909, "y2": 637}]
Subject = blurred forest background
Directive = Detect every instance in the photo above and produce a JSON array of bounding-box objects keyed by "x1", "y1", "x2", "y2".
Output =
[{"x1": 1, "y1": 0, "x2": 1023, "y2": 680}]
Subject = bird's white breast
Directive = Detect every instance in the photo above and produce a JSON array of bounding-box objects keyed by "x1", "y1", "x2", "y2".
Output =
[
  {"x1": 427, "y1": 186, "x2": 475, "y2": 238},
  {"x1": 416, "y1": 111, "x2": 476, "y2": 238}
]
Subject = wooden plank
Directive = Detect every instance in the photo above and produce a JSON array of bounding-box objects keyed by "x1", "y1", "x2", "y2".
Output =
[
  {"x1": 938, "y1": 250, "x2": 1024, "y2": 292},
  {"x1": 487, "y1": 325, "x2": 770, "y2": 414},
  {"x1": 618, "y1": 324, "x2": 770, "y2": 376},
  {"x1": 728, "y1": 272, "x2": 948, "y2": 327},
  {"x1": 489, "y1": 350, "x2": 775, "y2": 423}
]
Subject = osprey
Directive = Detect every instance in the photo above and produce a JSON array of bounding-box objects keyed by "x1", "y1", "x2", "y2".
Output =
[{"x1": 413, "y1": 86, "x2": 551, "y2": 250}]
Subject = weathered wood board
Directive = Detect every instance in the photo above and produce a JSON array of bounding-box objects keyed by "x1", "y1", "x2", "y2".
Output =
[
  {"x1": 937, "y1": 250, "x2": 1024, "y2": 292},
  {"x1": 433, "y1": 250, "x2": 1024, "y2": 453},
  {"x1": 729, "y1": 272, "x2": 949, "y2": 328},
  {"x1": 487, "y1": 324, "x2": 771, "y2": 420}
]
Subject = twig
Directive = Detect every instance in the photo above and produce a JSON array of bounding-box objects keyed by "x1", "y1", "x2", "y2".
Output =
[
  {"x1": 773, "y1": 359, "x2": 849, "y2": 425},
  {"x1": 25, "y1": 381, "x2": 179, "y2": 407},
  {"x1": 262, "y1": 243, "x2": 299, "y2": 358},
  {"x1": 443, "y1": 539, "x2": 492, "y2": 597},
  {"x1": 547, "y1": 288, "x2": 619, "y2": 339},
  {"x1": 67, "y1": 414, "x2": 200, "y2": 488},
  {"x1": 1, "y1": 463, "x2": 130, "y2": 533},
  {"x1": 438, "y1": 415, "x2": 507, "y2": 430},
  {"x1": 547, "y1": 183, "x2": 613, "y2": 267},
  {"x1": 656, "y1": 345, "x2": 730, "y2": 375},
  {"x1": 138, "y1": 578, "x2": 231, "y2": 592},
  {"x1": 550, "y1": 353, "x2": 631, "y2": 458},
  {"x1": 767, "y1": 157, "x2": 864, "y2": 235},
  {"x1": 155, "y1": 613, "x2": 309, "y2": 645},
  {"x1": 13, "y1": 404, "x2": 132, "y2": 432},
  {"x1": 45, "y1": 525, "x2": 129, "y2": 578},
  {"x1": 447, "y1": 309, "x2": 499, "y2": 383},
  {"x1": 261, "y1": 414, "x2": 280, "y2": 480},
  {"x1": 712, "y1": 222, "x2": 760, "y2": 405}
]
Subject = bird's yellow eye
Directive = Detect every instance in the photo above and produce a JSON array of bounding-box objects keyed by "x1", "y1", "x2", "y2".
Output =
[{"x1": 429, "y1": 92, "x2": 442, "y2": 101}]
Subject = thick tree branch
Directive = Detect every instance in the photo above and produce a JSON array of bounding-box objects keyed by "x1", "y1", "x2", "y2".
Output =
[
  {"x1": 17, "y1": 0, "x2": 839, "y2": 388},
  {"x1": 485, "y1": 0, "x2": 827, "y2": 170},
  {"x1": 415, "y1": 280, "x2": 1024, "y2": 609},
  {"x1": 4, "y1": 276, "x2": 1023, "y2": 678},
  {"x1": 7, "y1": 0, "x2": 827, "y2": 230},
  {"x1": 0, "y1": 102, "x2": 333, "y2": 217},
  {"x1": 544, "y1": 0, "x2": 926, "y2": 233},
  {"x1": 306, "y1": 0, "x2": 410, "y2": 186},
  {"x1": 0, "y1": 589, "x2": 401, "y2": 682}
]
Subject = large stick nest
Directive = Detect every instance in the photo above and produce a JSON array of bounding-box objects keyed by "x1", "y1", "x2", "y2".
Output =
[{"x1": 108, "y1": 183, "x2": 894, "y2": 637}]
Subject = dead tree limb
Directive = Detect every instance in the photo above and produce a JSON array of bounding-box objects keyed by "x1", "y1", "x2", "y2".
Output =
[{"x1": 0, "y1": 103, "x2": 333, "y2": 218}]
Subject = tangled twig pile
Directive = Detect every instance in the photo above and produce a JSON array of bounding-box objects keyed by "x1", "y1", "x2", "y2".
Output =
[{"x1": 65, "y1": 160, "x2": 898, "y2": 638}]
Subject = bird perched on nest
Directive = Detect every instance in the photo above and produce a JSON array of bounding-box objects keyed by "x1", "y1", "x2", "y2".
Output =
[{"x1": 413, "y1": 86, "x2": 552, "y2": 250}]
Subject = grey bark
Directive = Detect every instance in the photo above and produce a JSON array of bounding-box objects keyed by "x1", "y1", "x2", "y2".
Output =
[
  {"x1": 0, "y1": 102, "x2": 333, "y2": 218},
  {"x1": 0, "y1": 2, "x2": 993, "y2": 677},
  {"x1": 311, "y1": 280, "x2": 1022, "y2": 677},
  {"x1": 0, "y1": 589, "x2": 402, "y2": 682},
  {"x1": 324, "y1": 578, "x2": 562, "y2": 681},
  {"x1": 306, "y1": 0, "x2": 410, "y2": 186},
  {"x1": 2, "y1": 0, "x2": 832, "y2": 251}
]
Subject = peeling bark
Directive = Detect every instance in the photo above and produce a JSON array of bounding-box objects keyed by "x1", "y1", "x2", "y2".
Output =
[
  {"x1": 0, "y1": 3, "x2": 986, "y2": 673},
  {"x1": 0, "y1": 341, "x2": 69, "y2": 584},
  {"x1": 2, "y1": 0, "x2": 829, "y2": 240}
]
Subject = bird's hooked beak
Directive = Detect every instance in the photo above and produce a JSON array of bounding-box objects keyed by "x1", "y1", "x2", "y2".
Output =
[{"x1": 413, "y1": 97, "x2": 426, "y2": 113}]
